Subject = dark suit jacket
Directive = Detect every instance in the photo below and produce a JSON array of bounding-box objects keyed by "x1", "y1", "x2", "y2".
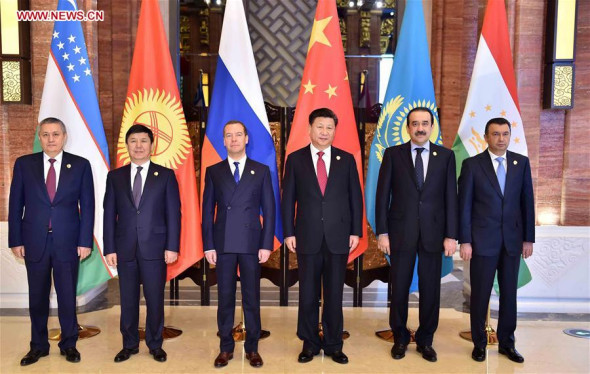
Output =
[
  {"x1": 8, "y1": 152, "x2": 95, "y2": 262},
  {"x1": 375, "y1": 142, "x2": 458, "y2": 252},
  {"x1": 458, "y1": 150, "x2": 535, "y2": 256},
  {"x1": 202, "y1": 158, "x2": 275, "y2": 254},
  {"x1": 103, "y1": 162, "x2": 181, "y2": 261},
  {"x1": 281, "y1": 145, "x2": 363, "y2": 255}
]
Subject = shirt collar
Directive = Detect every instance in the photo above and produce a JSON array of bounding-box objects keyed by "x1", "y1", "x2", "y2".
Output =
[
  {"x1": 410, "y1": 141, "x2": 430, "y2": 152},
  {"x1": 228, "y1": 154, "x2": 247, "y2": 166},
  {"x1": 488, "y1": 149, "x2": 507, "y2": 161},
  {"x1": 310, "y1": 143, "x2": 331, "y2": 157},
  {"x1": 131, "y1": 160, "x2": 150, "y2": 170},
  {"x1": 43, "y1": 151, "x2": 63, "y2": 163}
]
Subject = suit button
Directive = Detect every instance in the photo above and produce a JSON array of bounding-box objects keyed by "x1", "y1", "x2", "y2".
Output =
[
  {"x1": 137, "y1": 210, "x2": 140, "y2": 215},
  {"x1": 419, "y1": 201, "x2": 422, "y2": 205},
  {"x1": 227, "y1": 206, "x2": 232, "y2": 210}
]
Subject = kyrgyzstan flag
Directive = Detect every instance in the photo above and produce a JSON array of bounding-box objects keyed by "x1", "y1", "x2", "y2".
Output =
[
  {"x1": 116, "y1": 0, "x2": 203, "y2": 279},
  {"x1": 285, "y1": 0, "x2": 367, "y2": 263}
]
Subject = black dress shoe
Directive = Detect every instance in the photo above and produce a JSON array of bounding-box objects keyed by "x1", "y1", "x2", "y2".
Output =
[
  {"x1": 214, "y1": 352, "x2": 233, "y2": 367},
  {"x1": 499, "y1": 346, "x2": 524, "y2": 363},
  {"x1": 60, "y1": 347, "x2": 81, "y2": 363},
  {"x1": 416, "y1": 345, "x2": 437, "y2": 362},
  {"x1": 20, "y1": 349, "x2": 49, "y2": 366},
  {"x1": 472, "y1": 347, "x2": 486, "y2": 362},
  {"x1": 149, "y1": 347, "x2": 167, "y2": 362},
  {"x1": 325, "y1": 350, "x2": 348, "y2": 364},
  {"x1": 297, "y1": 349, "x2": 318, "y2": 363},
  {"x1": 114, "y1": 348, "x2": 139, "y2": 362},
  {"x1": 391, "y1": 343, "x2": 407, "y2": 359}
]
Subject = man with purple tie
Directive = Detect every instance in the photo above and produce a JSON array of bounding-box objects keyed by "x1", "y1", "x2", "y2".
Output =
[{"x1": 9, "y1": 117, "x2": 94, "y2": 365}]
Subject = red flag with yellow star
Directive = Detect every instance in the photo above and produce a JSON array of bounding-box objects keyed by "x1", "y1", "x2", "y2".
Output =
[
  {"x1": 285, "y1": 0, "x2": 367, "y2": 263},
  {"x1": 116, "y1": 0, "x2": 203, "y2": 279}
]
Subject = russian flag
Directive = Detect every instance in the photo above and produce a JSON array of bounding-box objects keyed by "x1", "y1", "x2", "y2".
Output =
[
  {"x1": 36, "y1": 0, "x2": 114, "y2": 294},
  {"x1": 201, "y1": 0, "x2": 283, "y2": 248}
]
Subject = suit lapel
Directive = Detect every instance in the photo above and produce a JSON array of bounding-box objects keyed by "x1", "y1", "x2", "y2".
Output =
[
  {"x1": 505, "y1": 151, "x2": 516, "y2": 195},
  {"x1": 422, "y1": 142, "x2": 438, "y2": 189},
  {"x1": 221, "y1": 159, "x2": 239, "y2": 193},
  {"x1": 122, "y1": 164, "x2": 134, "y2": 206},
  {"x1": 139, "y1": 163, "x2": 157, "y2": 208},
  {"x1": 304, "y1": 146, "x2": 323, "y2": 197},
  {"x1": 34, "y1": 153, "x2": 51, "y2": 203},
  {"x1": 52, "y1": 152, "x2": 70, "y2": 204},
  {"x1": 478, "y1": 150, "x2": 503, "y2": 198},
  {"x1": 401, "y1": 142, "x2": 418, "y2": 190},
  {"x1": 231, "y1": 158, "x2": 255, "y2": 201},
  {"x1": 323, "y1": 148, "x2": 340, "y2": 197}
]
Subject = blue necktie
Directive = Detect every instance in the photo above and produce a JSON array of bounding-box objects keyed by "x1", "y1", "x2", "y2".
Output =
[
  {"x1": 233, "y1": 161, "x2": 240, "y2": 184},
  {"x1": 496, "y1": 157, "x2": 506, "y2": 195},
  {"x1": 415, "y1": 148, "x2": 424, "y2": 190}
]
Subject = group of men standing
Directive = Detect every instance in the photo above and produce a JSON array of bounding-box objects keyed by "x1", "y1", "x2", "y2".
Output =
[{"x1": 8, "y1": 106, "x2": 534, "y2": 368}]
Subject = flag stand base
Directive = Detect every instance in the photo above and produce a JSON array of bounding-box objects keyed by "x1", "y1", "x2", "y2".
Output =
[
  {"x1": 139, "y1": 326, "x2": 182, "y2": 340},
  {"x1": 216, "y1": 322, "x2": 271, "y2": 341},
  {"x1": 49, "y1": 324, "x2": 101, "y2": 341},
  {"x1": 319, "y1": 323, "x2": 350, "y2": 340},
  {"x1": 459, "y1": 305, "x2": 498, "y2": 344},
  {"x1": 375, "y1": 328, "x2": 416, "y2": 343}
]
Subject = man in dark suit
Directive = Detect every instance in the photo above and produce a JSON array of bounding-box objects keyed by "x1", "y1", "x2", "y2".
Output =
[
  {"x1": 103, "y1": 124, "x2": 181, "y2": 363},
  {"x1": 9, "y1": 117, "x2": 94, "y2": 365},
  {"x1": 202, "y1": 120, "x2": 275, "y2": 369},
  {"x1": 375, "y1": 107, "x2": 458, "y2": 363},
  {"x1": 282, "y1": 108, "x2": 363, "y2": 365},
  {"x1": 459, "y1": 117, "x2": 535, "y2": 363}
]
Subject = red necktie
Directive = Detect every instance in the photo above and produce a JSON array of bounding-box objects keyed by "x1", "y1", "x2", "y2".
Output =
[
  {"x1": 317, "y1": 151, "x2": 327, "y2": 195},
  {"x1": 47, "y1": 158, "x2": 57, "y2": 202}
]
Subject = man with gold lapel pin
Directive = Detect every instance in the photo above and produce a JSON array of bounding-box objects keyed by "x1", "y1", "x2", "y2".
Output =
[
  {"x1": 282, "y1": 108, "x2": 363, "y2": 365},
  {"x1": 9, "y1": 117, "x2": 94, "y2": 365},
  {"x1": 375, "y1": 107, "x2": 458, "y2": 362},
  {"x1": 459, "y1": 117, "x2": 534, "y2": 363},
  {"x1": 202, "y1": 120, "x2": 275, "y2": 368},
  {"x1": 103, "y1": 124, "x2": 181, "y2": 363}
]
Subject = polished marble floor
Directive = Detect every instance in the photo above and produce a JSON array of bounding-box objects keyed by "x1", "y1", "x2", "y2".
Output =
[{"x1": 1, "y1": 305, "x2": 589, "y2": 373}]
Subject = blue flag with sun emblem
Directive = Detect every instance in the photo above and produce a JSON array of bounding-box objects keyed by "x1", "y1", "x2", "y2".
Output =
[{"x1": 365, "y1": 0, "x2": 451, "y2": 291}]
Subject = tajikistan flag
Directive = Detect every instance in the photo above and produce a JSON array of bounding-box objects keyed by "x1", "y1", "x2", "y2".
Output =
[
  {"x1": 452, "y1": 0, "x2": 531, "y2": 290},
  {"x1": 36, "y1": 0, "x2": 114, "y2": 294}
]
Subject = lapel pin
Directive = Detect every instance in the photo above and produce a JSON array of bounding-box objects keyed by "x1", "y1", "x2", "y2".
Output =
[
  {"x1": 432, "y1": 151, "x2": 437, "y2": 156},
  {"x1": 336, "y1": 155, "x2": 341, "y2": 160},
  {"x1": 251, "y1": 170, "x2": 255, "y2": 175},
  {"x1": 154, "y1": 171, "x2": 159, "y2": 176},
  {"x1": 513, "y1": 160, "x2": 517, "y2": 165},
  {"x1": 66, "y1": 164, "x2": 71, "y2": 168}
]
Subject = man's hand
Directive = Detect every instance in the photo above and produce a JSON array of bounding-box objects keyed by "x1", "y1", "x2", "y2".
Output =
[
  {"x1": 205, "y1": 250, "x2": 217, "y2": 265},
  {"x1": 165, "y1": 250, "x2": 178, "y2": 264},
  {"x1": 78, "y1": 246, "x2": 91, "y2": 261},
  {"x1": 377, "y1": 234, "x2": 390, "y2": 255},
  {"x1": 349, "y1": 235, "x2": 360, "y2": 253},
  {"x1": 460, "y1": 243, "x2": 472, "y2": 261},
  {"x1": 522, "y1": 242, "x2": 533, "y2": 259},
  {"x1": 285, "y1": 236, "x2": 296, "y2": 253},
  {"x1": 106, "y1": 253, "x2": 117, "y2": 267},
  {"x1": 11, "y1": 246, "x2": 25, "y2": 259},
  {"x1": 258, "y1": 249, "x2": 272, "y2": 264},
  {"x1": 444, "y1": 238, "x2": 457, "y2": 257}
]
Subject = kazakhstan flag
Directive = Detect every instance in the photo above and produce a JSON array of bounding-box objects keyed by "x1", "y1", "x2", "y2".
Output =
[{"x1": 365, "y1": 0, "x2": 451, "y2": 290}]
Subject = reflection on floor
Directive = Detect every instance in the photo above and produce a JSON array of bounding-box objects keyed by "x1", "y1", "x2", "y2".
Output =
[{"x1": 1, "y1": 306, "x2": 589, "y2": 373}]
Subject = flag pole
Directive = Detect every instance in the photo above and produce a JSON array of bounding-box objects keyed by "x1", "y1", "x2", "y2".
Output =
[{"x1": 459, "y1": 303, "x2": 498, "y2": 344}]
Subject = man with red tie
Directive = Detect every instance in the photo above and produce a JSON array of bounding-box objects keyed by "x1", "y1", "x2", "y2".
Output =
[
  {"x1": 282, "y1": 108, "x2": 363, "y2": 364},
  {"x1": 9, "y1": 117, "x2": 95, "y2": 365}
]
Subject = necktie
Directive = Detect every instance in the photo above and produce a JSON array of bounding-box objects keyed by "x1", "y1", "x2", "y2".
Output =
[
  {"x1": 133, "y1": 166, "x2": 143, "y2": 208},
  {"x1": 317, "y1": 151, "x2": 327, "y2": 195},
  {"x1": 496, "y1": 157, "x2": 506, "y2": 195},
  {"x1": 46, "y1": 158, "x2": 57, "y2": 202},
  {"x1": 414, "y1": 148, "x2": 424, "y2": 190},
  {"x1": 233, "y1": 162, "x2": 240, "y2": 184}
]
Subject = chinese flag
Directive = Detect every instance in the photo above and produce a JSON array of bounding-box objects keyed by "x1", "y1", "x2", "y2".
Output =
[
  {"x1": 285, "y1": 0, "x2": 367, "y2": 263},
  {"x1": 116, "y1": 0, "x2": 203, "y2": 279}
]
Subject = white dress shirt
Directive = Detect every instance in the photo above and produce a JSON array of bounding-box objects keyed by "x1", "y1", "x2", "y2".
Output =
[
  {"x1": 410, "y1": 141, "x2": 430, "y2": 180},
  {"x1": 488, "y1": 149, "x2": 507, "y2": 173},
  {"x1": 310, "y1": 144, "x2": 331, "y2": 176},
  {"x1": 228, "y1": 154, "x2": 247, "y2": 180},
  {"x1": 43, "y1": 151, "x2": 63, "y2": 189},
  {"x1": 130, "y1": 160, "x2": 150, "y2": 194}
]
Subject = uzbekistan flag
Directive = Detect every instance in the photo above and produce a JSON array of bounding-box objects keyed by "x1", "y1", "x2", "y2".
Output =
[
  {"x1": 117, "y1": 0, "x2": 203, "y2": 279},
  {"x1": 202, "y1": 0, "x2": 283, "y2": 249},
  {"x1": 452, "y1": 0, "x2": 532, "y2": 290},
  {"x1": 37, "y1": 0, "x2": 114, "y2": 294},
  {"x1": 286, "y1": 0, "x2": 367, "y2": 263}
]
